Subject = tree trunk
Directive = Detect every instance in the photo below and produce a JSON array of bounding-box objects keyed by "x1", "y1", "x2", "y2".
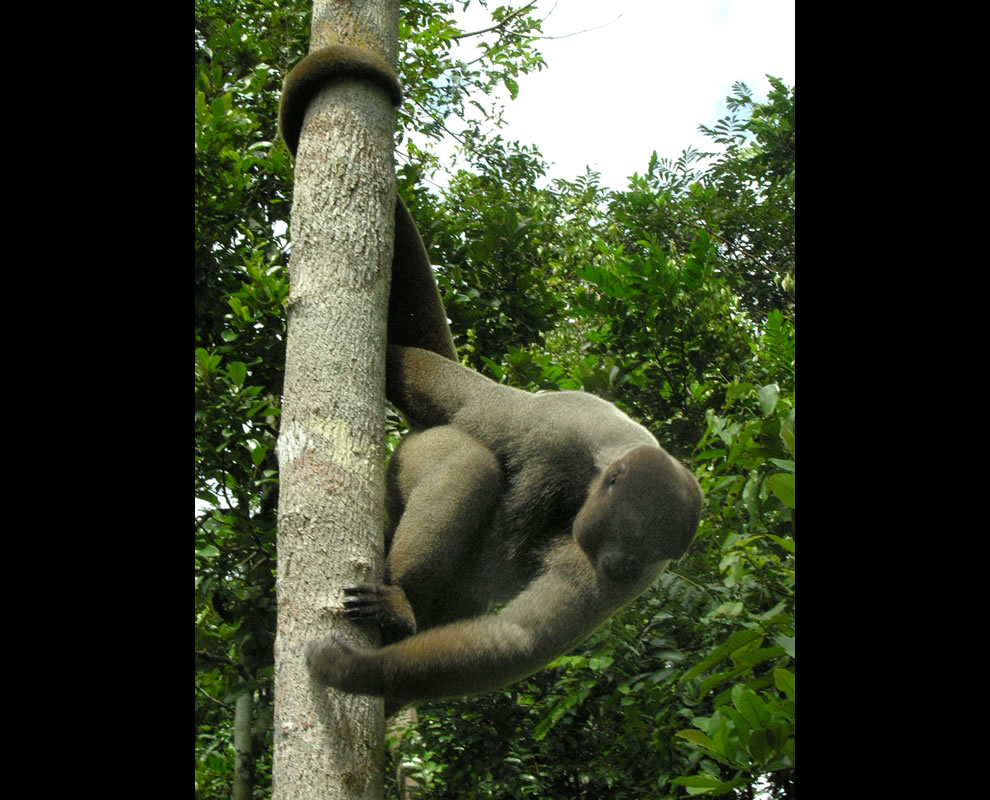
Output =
[
  {"x1": 232, "y1": 688, "x2": 254, "y2": 800},
  {"x1": 274, "y1": 2, "x2": 399, "y2": 797}
]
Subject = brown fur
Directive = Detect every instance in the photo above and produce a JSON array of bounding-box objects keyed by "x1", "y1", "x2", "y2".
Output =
[{"x1": 278, "y1": 44, "x2": 403, "y2": 157}]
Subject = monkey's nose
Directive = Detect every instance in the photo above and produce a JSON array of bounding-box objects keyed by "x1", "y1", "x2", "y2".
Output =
[{"x1": 599, "y1": 550, "x2": 639, "y2": 583}]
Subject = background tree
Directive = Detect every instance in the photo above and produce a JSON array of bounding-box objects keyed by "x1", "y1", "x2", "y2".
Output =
[{"x1": 195, "y1": 2, "x2": 302, "y2": 795}]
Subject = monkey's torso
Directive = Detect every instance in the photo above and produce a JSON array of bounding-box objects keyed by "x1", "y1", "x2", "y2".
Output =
[{"x1": 382, "y1": 345, "x2": 665, "y2": 633}]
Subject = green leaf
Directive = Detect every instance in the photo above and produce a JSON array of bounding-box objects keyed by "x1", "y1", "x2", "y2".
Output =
[
  {"x1": 742, "y1": 470, "x2": 762, "y2": 519},
  {"x1": 780, "y1": 408, "x2": 795, "y2": 456},
  {"x1": 696, "y1": 666, "x2": 746, "y2": 701},
  {"x1": 675, "y1": 729, "x2": 719, "y2": 754},
  {"x1": 765, "y1": 473, "x2": 795, "y2": 508},
  {"x1": 773, "y1": 635, "x2": 796, "y2": 658},
  {"x1": 226, "y1": 361, "x2": 247, "y2": 387},
  {"x1": 774, "y1": 667, "x2": 795, "y2": 700},
  {"x1": 479, "y1": 356, "x2": 504, "y2": 381},
  {"x1": 726, "y1": 382, "x2": 755, "y2": 401},
  {"x1": 533, "y1": 686, "x2": 590, "y2": 740},
  {"x1": 731, "y1": 683, "x2": 771, "y2": 728},
  {"x1": 211, "y1": 92, "x2": 231, "y2": 126},
  {"x1": 696, "y1": 448, "x2": 726, "y2": 460},
  {"x1": 245, "y1": 439, "x2": 268, "y2": 467},
  {"x1": 709, "y1": 601, "x2": 744, "y2": 618},
  {"x1": 670, "y1": 774, "x2": 722, "y2": 788},
  {"x1": 767, "y1": 534, "x2": 795, "y2": 554},
  {"x1": 757, "y1": 383, "x2": 779, "y2": 416},
  {"x1": 195, "y1": 348, "x2": 222, "y2": 374},
  {"x1": 731, "y1": 645, "x2": 786, "y2": 670},
  {"x1": 682, "y1": 629, "x2": 763, "y2": 682},
  {"x1": 746, "y1": 728, "x2": 772, "y2": 762},
  {"x1": 670, "y1": 773, "x2": 749, "y2": 795}
]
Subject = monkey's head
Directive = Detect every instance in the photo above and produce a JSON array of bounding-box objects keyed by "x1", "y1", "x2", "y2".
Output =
[{"x1": 573, "y1": 445, "x2": 702, "y2": 584}]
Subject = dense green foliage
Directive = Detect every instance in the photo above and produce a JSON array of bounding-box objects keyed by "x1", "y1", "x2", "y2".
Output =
[
  {"x1": 195, "y1": 3, "x2": 302, "y2": 794},
  {"x1": 195, "y1": 2, "x2": 794, "y2": 797}
]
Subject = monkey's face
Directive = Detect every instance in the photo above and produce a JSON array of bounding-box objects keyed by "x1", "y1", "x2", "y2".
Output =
[{"x1": 573, "y1": 445, "x2": 701, "y2": 583}]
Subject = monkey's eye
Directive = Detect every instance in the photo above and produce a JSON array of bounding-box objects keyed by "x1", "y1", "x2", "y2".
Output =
[{"x1": 607, "y1": 474, "x2": 618, "y2": 488}]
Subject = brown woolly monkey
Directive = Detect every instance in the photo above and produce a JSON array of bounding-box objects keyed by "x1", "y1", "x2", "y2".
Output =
[{"x1": 280, "y1": 46, "x2": 703, "y2": 716}]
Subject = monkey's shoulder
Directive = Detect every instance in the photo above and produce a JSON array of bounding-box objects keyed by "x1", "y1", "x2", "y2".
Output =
[{"x1": 530, "y1": 390, "x2": 657, "y2": 450}]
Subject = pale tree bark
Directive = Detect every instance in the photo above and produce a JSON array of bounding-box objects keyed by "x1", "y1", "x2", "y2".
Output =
[
  {"x1": 233, "y1": 688, "x2": 255, "y2": 800},
  {"x1": 274, "y1": 1, "x2": 399, "y2": 797}
]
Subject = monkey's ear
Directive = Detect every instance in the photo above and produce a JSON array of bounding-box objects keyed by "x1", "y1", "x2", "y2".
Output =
[{"x1": 279, "y1": 45, "x2": 404, "y2": 157}]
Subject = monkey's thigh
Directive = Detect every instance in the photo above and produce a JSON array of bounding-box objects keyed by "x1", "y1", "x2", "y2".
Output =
[{"x1": 386, "y1": 425, "x2": 501, "y2": 618}]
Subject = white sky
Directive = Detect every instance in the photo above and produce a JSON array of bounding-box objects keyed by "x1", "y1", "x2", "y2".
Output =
[{"x1": 451, "y1": 0, "x2": 795, "y2": 190}]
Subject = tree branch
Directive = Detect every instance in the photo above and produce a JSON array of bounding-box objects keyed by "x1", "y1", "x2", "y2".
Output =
[
  {"x1": 452, "y1": 2, "x2": 538, "y2": 40},
  {"x1": 196, "y1": 680, "x2": 234, "y2": 712}
]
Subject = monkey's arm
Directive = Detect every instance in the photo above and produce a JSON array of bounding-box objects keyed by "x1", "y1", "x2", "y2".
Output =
[{"x1": 306, "y1": 541, "x2": 663, "y2": 708}]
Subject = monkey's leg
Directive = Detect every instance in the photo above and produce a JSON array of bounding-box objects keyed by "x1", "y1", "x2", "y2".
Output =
[
  {"x1": 308, "y1": 425, "x2": 502, "y2": 696},
  {"x1": 339, "y1": 425, "x2": 497, "y2": 642},
  {"x1": 384, "y1": 425, "x2": 502, "y2": 630},
  {"x1": 386, "y1": 344, "x2": 530, "y2": 428}
]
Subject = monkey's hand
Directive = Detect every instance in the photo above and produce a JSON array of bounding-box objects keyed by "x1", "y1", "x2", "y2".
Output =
[
  {"x1": 305, "y1": 635, "x2": 408, "y2": 715},
  {"x1": 305, "y1": 633, "x2": 394, "y2": 702},
  {"x1": 305, "y1": 634, "x2": 360, "y2": 688},
  {"x1": 342, "y1": 583, "x2": 417, "y2": 643}
]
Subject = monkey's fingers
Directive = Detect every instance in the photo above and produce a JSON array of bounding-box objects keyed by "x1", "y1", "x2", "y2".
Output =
[
  {"x1": 342, "y1": 584, "x2": 388, "y2": 617},
  {"x1": 344, "y1": 604, "x2": 387, "y2": 621},
  {"x1": 343, "y1": 582, "x2": 384, "y2": 598}
]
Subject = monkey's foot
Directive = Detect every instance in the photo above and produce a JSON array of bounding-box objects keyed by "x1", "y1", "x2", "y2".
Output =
[
  {"x1": 342, "y1": 583, "x2": 416, "y2": 641},
  {"x1": 342, "y1": 583, "x2": 388, "y2": 619}
]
